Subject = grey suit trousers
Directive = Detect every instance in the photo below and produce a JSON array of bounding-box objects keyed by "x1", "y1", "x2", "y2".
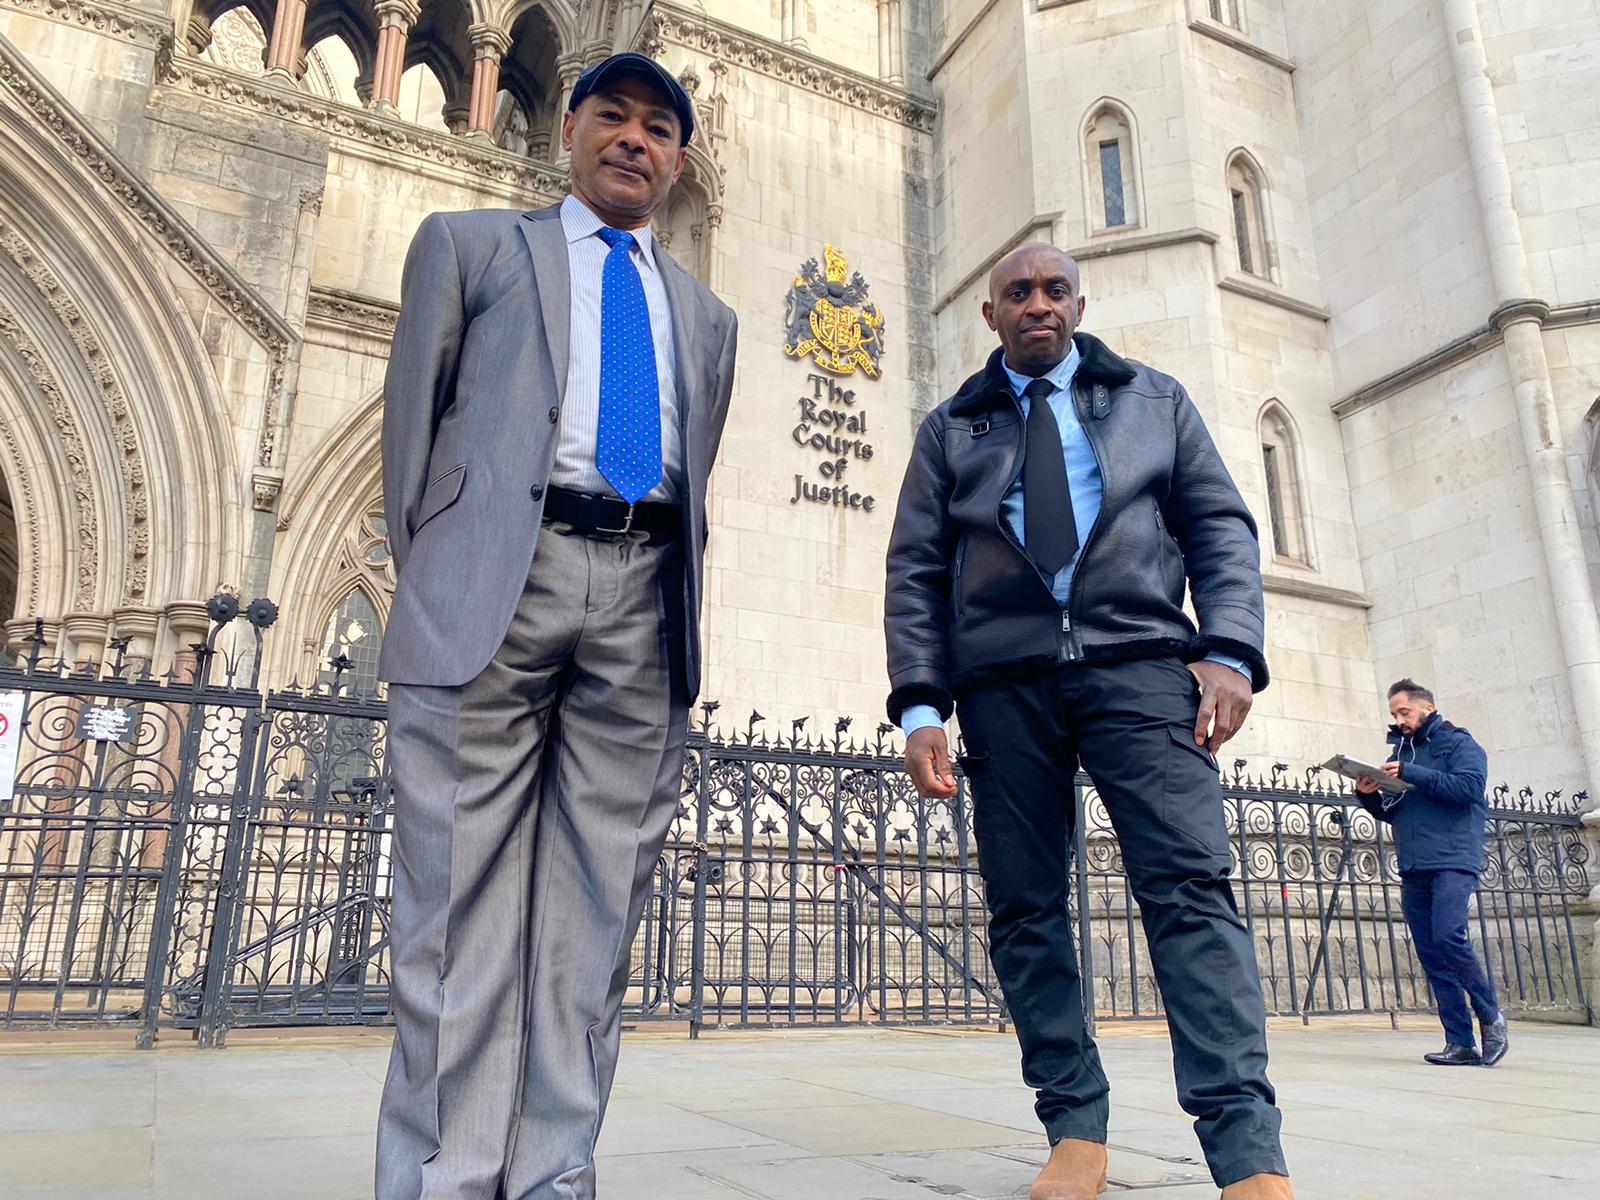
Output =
[{"x1": 376, "y1": 525, "x2": 689, "y2": 1200}]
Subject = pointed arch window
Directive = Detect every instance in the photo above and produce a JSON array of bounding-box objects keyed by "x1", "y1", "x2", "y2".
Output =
[
  {"x1": 397, "y1": 62, "x2": 452, "y2": 134},
  {"x1": 198, "y1": 5, "x2": 273, "y2": 74},
  {"x1": 1259, "y1": 403, "x2": 1309, "y2": 566},
  {"x1": 1084, "y1": 103, "x2": 1141, "y2": 232},
  {"x1": 304, "y1": 32, "x2": 369, "y2": 105},
  {"x1": 1227, "y1": 152, "x2": 1272, "y2": 279},
  {"x1": 317, "y1": 587, "x2": 383, "y2": 696}
]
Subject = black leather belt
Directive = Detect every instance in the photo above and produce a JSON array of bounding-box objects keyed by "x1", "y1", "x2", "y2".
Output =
[{"x1": 541, "y1": 485, "x2": 680, "y2": 540}]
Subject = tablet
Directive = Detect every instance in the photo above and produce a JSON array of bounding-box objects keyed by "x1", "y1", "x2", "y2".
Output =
[{"x1": 1320, "y1": 754, "x2": 1413, "y2": 795}]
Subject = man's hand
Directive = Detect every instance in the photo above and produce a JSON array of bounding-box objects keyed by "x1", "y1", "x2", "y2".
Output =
[
  {"x1": 1188, "y1": 660, "x2": 1253, "y2": 754},
  {"x1": 905, "y1": 726, "x2": 958, "y2": 799},
  {"x1": 1355, "y1": 762, "x2": 1400, "y2": 795}
]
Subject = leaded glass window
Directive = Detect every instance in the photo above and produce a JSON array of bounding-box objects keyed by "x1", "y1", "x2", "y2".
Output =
[
  {"x1": 318, "y1": 589, "x2": 382, "y2": 696},
  {"x1": 1232, "y1": 189, "x2": 1254, "y2": 274},
  {"x1": 1100, "y1": 141, "x2": 1126, "y2": 227}
]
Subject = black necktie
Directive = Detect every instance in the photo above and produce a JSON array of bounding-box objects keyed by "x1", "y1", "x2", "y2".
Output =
[{"x1": 1022, "y1": 378, "x2": 1078, "y2": 576}]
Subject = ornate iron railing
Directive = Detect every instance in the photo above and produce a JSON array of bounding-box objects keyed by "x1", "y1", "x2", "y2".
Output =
[{"x1": 0, "y1": 604, "x2": 1591, "y2": 1046}]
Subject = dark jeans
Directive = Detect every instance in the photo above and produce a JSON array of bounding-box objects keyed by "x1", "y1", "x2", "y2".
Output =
[
  {"x1": 956, "y1": 658, "x2": 1285, "y2": 1189},
  {"x1": 1400, "y1": 868, "x2": 1499, "y2": 1047}
]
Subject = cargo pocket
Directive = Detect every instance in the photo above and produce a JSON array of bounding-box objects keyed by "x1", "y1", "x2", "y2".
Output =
[
  {"x1": 956, "y1": 750, "x2": 988, "y2": 777},
  {"x1": 1162, "y1": 727, "x2": 1229, "y2": 859}
]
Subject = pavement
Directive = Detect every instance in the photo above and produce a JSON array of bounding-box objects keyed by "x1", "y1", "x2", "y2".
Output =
[{"x1": 0, "y1": 1016, "x2": 1596, "y2": 1199}]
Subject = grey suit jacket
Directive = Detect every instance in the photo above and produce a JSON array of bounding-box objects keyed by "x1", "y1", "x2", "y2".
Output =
[{"x1": 377, "y1": 203, "x2": 739, "y2": 693}]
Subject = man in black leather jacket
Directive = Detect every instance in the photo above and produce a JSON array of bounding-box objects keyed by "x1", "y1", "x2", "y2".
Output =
[{"x1": 884, "y1": 244, "x2": 1290, "y2": 1200}]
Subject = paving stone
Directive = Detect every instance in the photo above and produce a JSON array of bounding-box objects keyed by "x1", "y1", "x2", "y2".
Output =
[{"x1": 1, "y1": 1021, "x2": 1597, "y2": 1199}]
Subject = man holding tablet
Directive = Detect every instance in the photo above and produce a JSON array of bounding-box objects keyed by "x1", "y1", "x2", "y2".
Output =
[{"x1": 1355, "y1": 679, "x2": 1507, "y2": 1067}]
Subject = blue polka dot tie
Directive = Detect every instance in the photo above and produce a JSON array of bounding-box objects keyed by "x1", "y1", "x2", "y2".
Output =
[{"x1": 594, "y1": 227, "x2": 662, "y2": 503}]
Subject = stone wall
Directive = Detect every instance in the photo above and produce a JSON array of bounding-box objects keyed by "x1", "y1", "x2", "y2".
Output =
[{"x1": 1, "y1": 0, "x2": 1598, "y2": 790}]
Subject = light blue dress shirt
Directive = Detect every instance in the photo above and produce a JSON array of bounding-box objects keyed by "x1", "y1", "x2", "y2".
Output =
[{"x1": 900, "y1": 347, "x2": 1250, "y2": 737}]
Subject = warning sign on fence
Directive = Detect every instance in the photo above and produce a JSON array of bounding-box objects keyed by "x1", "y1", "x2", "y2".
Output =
[
  {"x1": 0, "y1": 691, "x2": 23, "y2": 801},
  {"x1": 75, "y1": 704, "x2": 136, "y2": 744}
]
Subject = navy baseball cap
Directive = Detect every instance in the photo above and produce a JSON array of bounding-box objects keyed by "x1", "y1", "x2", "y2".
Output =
[{"x1": 566, "y1": 53, "x2": 695, "y2": 145}]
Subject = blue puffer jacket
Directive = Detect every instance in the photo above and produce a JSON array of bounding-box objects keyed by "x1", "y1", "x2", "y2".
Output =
[{"x1": 1356, "y1": 711, "x2": 1488, "y2": 875}]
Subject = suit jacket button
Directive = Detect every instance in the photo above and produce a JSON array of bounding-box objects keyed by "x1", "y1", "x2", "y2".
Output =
[
  {"x1": 548, "y1": 406, "x2": 559, "y2": 423},
  {"x1": 529, "y1": 484, "x2": 544, "y2": 501}
]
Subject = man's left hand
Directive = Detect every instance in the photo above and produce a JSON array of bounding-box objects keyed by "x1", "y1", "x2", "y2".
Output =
[
  {"x1": 1381, "y1": 761, "x2": 1402, "y2": 780},
  {"x1": 1187, "y1": 661, "x2": 1253, "y2": 754}
]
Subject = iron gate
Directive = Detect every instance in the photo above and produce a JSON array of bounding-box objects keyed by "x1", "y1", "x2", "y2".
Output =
[{"x1": 0, "y1": 608, "x2": 1591, "y2": 1046}]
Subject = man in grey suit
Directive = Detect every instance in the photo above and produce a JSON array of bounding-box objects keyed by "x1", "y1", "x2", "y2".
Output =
[{"x1": 375, "y1": 53, "x2": 738, "y2": 1200}]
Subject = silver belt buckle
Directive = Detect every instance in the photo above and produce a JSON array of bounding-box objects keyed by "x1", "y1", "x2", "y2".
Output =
[{"x1": 596, "y1": 501, "x2": 636, "y2": 536}]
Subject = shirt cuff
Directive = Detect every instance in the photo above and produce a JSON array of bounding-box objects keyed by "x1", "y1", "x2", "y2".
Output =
[
  {"x1": 1204, "y1": 652, "x2": 1252, "y2": 685},
  {"x1": 899, "y1": 704, "x2": 945, "y2": 737}
]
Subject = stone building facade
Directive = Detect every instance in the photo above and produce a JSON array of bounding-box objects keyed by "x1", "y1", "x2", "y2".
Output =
[{"x1": 0, "y1": 0, "x2": 1597, "y2": 800}]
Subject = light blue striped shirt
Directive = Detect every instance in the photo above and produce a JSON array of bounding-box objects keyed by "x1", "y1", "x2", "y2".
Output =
[{"x1": 550, "y1": 194, "x2": 682, "y2": 502}]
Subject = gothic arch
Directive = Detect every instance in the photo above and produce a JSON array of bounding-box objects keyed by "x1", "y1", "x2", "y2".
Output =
[
  {"x1": 269, "y1": 389, "x2": 388, "y2": 685},
  {"x1": 495, "y1": 0, "x2": 581, "y2": 55},
  {"x1": 302, "y1": 5, "x2": 381, "y2": 77},
  {"x1": 1257, "y1": 399, "x2": 1312, "y2": 567},
  {"x1": 1225, "y1": 147, "x2": 1275, "y2": 280},
  {"x1": 405, "y1": 34, "x2": 470, "y2": 109},
  {"x1": 187, "y1": 0, "x2": 280, "y2": 54},
  {"x1": 1079, "y1": 97, "x2": 1144, "y2": 233},
  {"x1": 0, "y1": 86, "x2": 239, "y2": 624},
  {"x1": 655, "y1": 145, "x2": 721, "y2": 286}
]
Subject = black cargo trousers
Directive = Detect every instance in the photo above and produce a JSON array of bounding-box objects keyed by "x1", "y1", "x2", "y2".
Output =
[{"x1": 956, "y1": 656, "x2": 1287, "y2": 1189}]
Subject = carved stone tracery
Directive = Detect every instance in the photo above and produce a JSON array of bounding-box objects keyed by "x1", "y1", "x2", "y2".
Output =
[
  {"x1": 0, "y1": 296, "x2": 96, "y2": 610},
  {"x1": 0, "y1": 39, "x2": 298, "y2": 475},
  {"x1": 0, "y1": 226, "x2": 147, "y2": 602}
]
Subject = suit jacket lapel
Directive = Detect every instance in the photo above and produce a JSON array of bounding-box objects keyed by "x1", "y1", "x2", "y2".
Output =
[
  {"x1": 519, "y1": 206, "x2": 569, "y2": 401},
  {"x1": 656, "y1": 255, "x2": 703, "y2": 416}
]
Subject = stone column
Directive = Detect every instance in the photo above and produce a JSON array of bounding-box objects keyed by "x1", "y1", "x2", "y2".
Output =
[
  {"x1": 264, "y1": 0, "x2": 308, "y2": 80},
  {"x1": 1580, "y1": 862, "x2": 1600, "y2": 1026},
  {"x1": 183, "y1": 11, "x2": 213, "y2": 56},
  {"x1": 780, "y1": 0, "x2": 804, "y2": 48},
  {"x1": 370, "y1": 0, "x2": 421, "y2": 113},
  {"x1": 4, "y1": 616, "x2": 57, "y2": 666},
  {"x1": 550, "y1": 51, "x2": 586, "y2": 162},
  {"x1": 40, "y1": 615, "x2": 109, "y2": 871},
  {"x1": 466, "y1": 23, "x2": 514, "y2": 137},
  {"x1": 62, "y1": 613, "x2": 110, "y2": 675},
  {"x1": 877, "y1": 0, "x2": 904, "y2": 85},
  {"x1": 443, "y1": 99, "x2": 471, "y2": 136},
  {"x1": 111, "y1": 606, "x2": 163, "y2": 675},
  {"x1": 139, "y1": 603, "x2": 215, "y2": 873},
  {"x1": 1444, "y1": 0, "x2": 1600, "y2": 815},
  {"x1": 163, "y1": 603, "x2": 214, "y2": 686}
]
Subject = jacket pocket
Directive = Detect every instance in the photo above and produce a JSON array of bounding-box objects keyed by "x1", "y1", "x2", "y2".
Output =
[
  {"x1": 414, "y1": 463, "x2": 466, "y2": 533},
  {"x1": 1154, "y1": 500, "x2": 1185, "y2": 595},
  {"x1": 953, "y1": 534, "x2": 968, "y2": 620}
]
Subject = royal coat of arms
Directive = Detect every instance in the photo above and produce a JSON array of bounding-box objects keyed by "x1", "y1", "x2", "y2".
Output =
[{"x1": 783, "y1": 245, "x2": 886, "y2": 378}]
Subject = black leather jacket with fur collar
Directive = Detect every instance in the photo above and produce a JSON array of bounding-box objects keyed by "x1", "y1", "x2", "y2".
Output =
[{"x1": 884, "y1": 333, "x2": 1268, "y2": 724}]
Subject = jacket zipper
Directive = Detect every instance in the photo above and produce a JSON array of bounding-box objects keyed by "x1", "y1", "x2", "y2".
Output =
[{"x1": 1062, "y1": 380, "x2": 1107, "y2": 663}]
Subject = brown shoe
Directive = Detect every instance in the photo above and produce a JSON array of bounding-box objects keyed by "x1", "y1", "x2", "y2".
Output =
[
  {"x1": 1030, "y1": 1138, "x2": 1107, "y2": 1200},
  {"x1": 1220, "y1": 1173, "x2": 1295, "y2": 1199}
]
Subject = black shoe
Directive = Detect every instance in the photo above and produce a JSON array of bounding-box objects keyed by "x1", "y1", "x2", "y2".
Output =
[
  {"x1": 1424, "y1": 1043, "x2": 1482, "y2": 1066},
  {"x1": 1480, "y1": 1014, "x2": 1509, "y2": 1066}
]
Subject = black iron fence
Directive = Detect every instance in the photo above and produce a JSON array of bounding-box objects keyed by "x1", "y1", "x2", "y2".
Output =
[{"x1": 0, "y1": 607, "x2": 1592, "y2": 1047}]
